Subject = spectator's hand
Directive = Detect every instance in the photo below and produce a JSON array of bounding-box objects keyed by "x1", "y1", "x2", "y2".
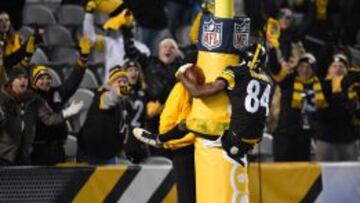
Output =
[
  {"x1": 103, "y1": 9, "x2": 134, "y2": 30},
  {"x1": 146, "y1": 101, "x2": 163, "y2": 118},
  {"x1": 115, "y1": 85, "x2": 130, "y2": 96},
  {"x1": 85, "y1": 0, "x2": 97, "y2": 13},
  {"x1": 79, "y1": 36, "x2": 91, "y2": 61},
  {"x1": 175, "y1": 63, "x2": 193, "y2": 78},
  {"x1": 25, "y1": 36, "x2": 36, "y2": 58},
  {"x1": 287, "y1": 56, "x2": 298, "y2": 70},
  {"x1": 62, "y1": 101, "x2": 84, "y2": 119}
]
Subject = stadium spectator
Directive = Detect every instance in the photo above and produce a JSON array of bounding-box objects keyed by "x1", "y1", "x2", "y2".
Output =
[
  {"x1": 277, "y1": 7, "x2": 296, "y2": 60},
  {"x1": 0, "y1": 10, "x2": 36, "y2": 71},
  {"x1": 123, "y1": 27, "x2": 183, "y2": 134},
  {"x1": 126, "y1": 0, "x2": 171, "y2": 54},
  {"x1": 0, "y1": 67, "x2": 83, "y2": 165},
  {"x1": 0, "y1": 41, "x2": 6, "y2": 85},
  {"x1": 0, "y1": 0, "x2": 25, "y2": 30},
  {"x1": 82, "y1": 0, "x2": 150, "y2": 83},
  {"x1": 316, "y1": 53, "x2": 359, "y2": 161},
  {"x1": 30, "y1": 36, "x2": 91, "y2": 165},
  {"x1": 270, "y1": 52, "x2": 327, "y2": 161},
  {"x1": 122, "y1": 60, "x2": 150, "y2": 163},
  {"x1": 76, "y1": 66, "x2": 131, "y2": 165}
]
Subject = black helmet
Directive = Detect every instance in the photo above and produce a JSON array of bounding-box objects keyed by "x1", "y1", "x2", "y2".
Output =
[{"x1": 240, "y1": 43, "x2": 267, "y2": 69}]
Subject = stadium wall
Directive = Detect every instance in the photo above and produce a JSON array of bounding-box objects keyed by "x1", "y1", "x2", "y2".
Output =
[{"x1": 1, "y1": 163, "x2": 359, "y2": 202}]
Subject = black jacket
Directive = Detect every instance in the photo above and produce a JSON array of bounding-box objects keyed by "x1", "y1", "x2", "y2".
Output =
[
  {"x1": 78, "y1": 88, "x2": 130, "y2": 159},
  {"x1": 316, "y1": 79, "x2": 358, "y2": 143},
  {"x1": 0, "y1": 88, "x2": 65, "y2": 164},
  {"x1": 33, "y1": 66, "x2": 85, "y2": 143},
  {"x1": 123, "y1": 30, "x2": 181, "y2": 103}
]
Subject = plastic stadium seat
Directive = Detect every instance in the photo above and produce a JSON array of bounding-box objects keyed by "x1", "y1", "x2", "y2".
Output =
[
  {"x1": 30, "y1": 48, "x2": 49, "y2": 65},
  {"x1": 79, "y1": 69, "x2": 100, "y2": 89},
  {"x1": 47, "y1": 67, "x2": 62, "y2": 87},
  {"x1": 64, "y1": 134, "x2": 77, "y2": 161},
  {"x1": 94, "y1": 13, "x2": 108, "y2": 26},
  {"x1": 57, "y1": 5, "x2": 85, "y2": 27},
  {"x1": 18, "y1": 26, "x2": 34, "y2": 43},
  {"x1": 50, "y1": 47, "x2": 79, "y2": 65},
  {"x1": 88, "y1": 65, "x2": 105, "y2": 84},
  {"x1": 350, "y1": 47, "x2": 360, "y2": 65},
  {"x1": 140, "y1": 156, "x2": 172, "y2": 165},
  {"x1": 23, "y1": 5, "x2": 56, "y2": 27},
  {"x1": 66, "y1": 88, "x2": 95, "y2": 134},
  {"x1": 43, "y1": 25, "x2": 75, "y2": 47}
]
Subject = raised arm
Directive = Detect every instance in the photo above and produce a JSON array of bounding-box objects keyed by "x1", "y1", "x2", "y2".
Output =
[
  {"x1": 58, "y1": 36, "x2": 91, "y2": 102},
  {"x1": 83, "y1": 0, "x2": 106, "y2": 49},
  {"x1": 99, "y1": 87, "x2": 129, "y2": 110},
  {"x1": 178, "y1": 74, "x2": 225, "y2": 98}
]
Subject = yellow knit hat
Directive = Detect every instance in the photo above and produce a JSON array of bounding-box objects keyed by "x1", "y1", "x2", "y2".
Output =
[
  {"x1": 108, "y1": 65, "x2": 127, "y2": 85},
  {"x1": 32, "y1": 65, "x2": 51, "y2": 85}
]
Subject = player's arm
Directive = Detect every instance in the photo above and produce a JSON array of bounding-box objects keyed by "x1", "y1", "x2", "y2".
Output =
[{"x1": 178, "y1": 74, "x2": 226, "y2": 98}]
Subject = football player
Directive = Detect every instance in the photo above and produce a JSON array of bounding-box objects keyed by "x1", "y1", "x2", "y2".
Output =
[{"x1": 134, "y1": 43, "x2": 273, "y2": 164}]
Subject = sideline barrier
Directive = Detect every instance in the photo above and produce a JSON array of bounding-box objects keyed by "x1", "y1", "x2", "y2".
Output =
[
  {"x1": 249, "y1": 162, "x2": 360, "y2": 203},
  {"x1": 0, "y1": 165, "x2": 176, "y2": 203},
  {"x1": 1, "y1": 162, "x2": 360, "y2": 202}
]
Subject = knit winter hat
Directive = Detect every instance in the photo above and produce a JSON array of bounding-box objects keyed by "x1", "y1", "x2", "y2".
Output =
[
  {"x1": 6, "y1": 67, "x2": 28, "y2": 84},
  {"x1": 332, "y1": 53, "x2": 349, "y2": 68},
  {"x1": 31, "y1": 65, "x2": 51, "y2": 85},
  {"x1": 298, "y1": 53, "x2": 317, "y2": 69},
  {"x1": 108, "y1": 65, "x2": 128, "y2": 85}
]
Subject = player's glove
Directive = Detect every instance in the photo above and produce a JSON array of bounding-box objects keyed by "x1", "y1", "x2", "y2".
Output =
[
  {"x1": 221, "y1": 130, "x2": 256, "y2": 166},
  {"x1": 133, "y1": 127, "x2": 162, "y2": 148},
  {"x1": 175, "y1": 63, "x2": 193, "y2": 78}
]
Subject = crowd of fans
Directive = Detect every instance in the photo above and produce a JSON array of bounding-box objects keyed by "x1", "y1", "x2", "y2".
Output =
[{"x1": 0, "y1": 0, "x2": 359, "y2": 166}]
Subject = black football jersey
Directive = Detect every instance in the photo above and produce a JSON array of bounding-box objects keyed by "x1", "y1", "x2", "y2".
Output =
[
  {"x1": 127, "y1": 89, "x2": 148, "y2": 128},
  {"x1": 218, "y1": 63, "x2": 273, "y2": 140}
]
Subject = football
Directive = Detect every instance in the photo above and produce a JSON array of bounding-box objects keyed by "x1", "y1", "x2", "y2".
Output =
[{"x1": 183, "y1": 65, "x2": 205, "y2": 85}]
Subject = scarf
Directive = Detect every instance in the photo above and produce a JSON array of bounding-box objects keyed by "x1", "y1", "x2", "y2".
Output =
[{"x1": 291, "y1": 76, "x2": 328, "y2": 109}]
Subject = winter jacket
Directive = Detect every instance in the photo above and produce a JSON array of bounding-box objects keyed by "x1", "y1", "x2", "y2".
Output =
[{"x1": 0, "y1": 88, "x2": 64, "y2": 164}]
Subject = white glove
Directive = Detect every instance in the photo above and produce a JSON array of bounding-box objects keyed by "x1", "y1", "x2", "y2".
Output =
[
  {"x1": 175, "y1": 63, "x2": 193, "y2": 77},
  {"x1": 62, "y1": 100, "x2": 84, "y2": 119}
]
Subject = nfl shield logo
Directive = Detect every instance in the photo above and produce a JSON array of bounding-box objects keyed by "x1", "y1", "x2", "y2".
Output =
[
  {"x1": 233, "y1": 19, "x2": 250, "y2": 50},
  {"x1": 202, "y1": 19, "x2": 223, "y2": 50}
]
